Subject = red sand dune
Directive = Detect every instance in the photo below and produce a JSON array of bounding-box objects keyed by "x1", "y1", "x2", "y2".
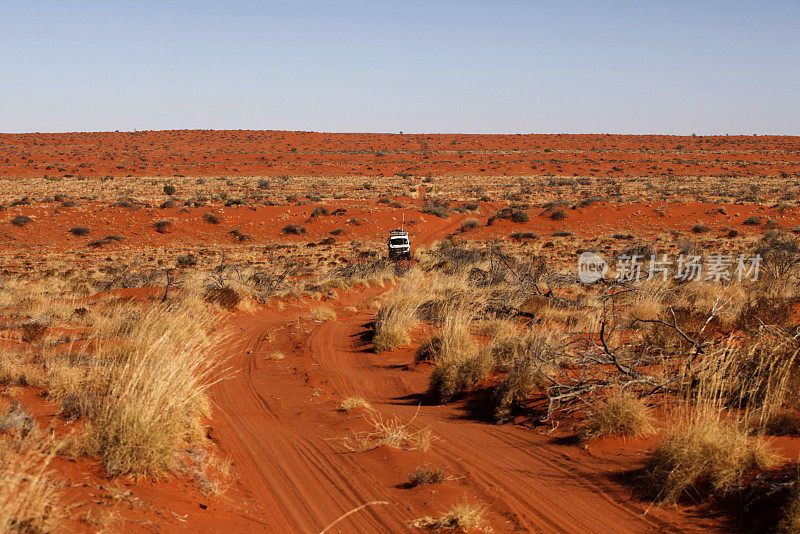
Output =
[{"x1": 1, "y1": 130, "x2": 799, "y2": 179}]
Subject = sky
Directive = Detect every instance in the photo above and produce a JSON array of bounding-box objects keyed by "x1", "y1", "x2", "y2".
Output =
[{"x1": 1, "y1": 1, "x2": 799, "y2": 135}]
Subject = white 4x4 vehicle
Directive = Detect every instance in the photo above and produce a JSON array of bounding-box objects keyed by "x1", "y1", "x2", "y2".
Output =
[{"x1": 388, "y1": 229, "x2": 411, "y2": 260}]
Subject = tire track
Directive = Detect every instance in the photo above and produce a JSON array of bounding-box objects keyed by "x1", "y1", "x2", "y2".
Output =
[{"x1": 302, "y1": 313, "x2": 706, "y2": 532}]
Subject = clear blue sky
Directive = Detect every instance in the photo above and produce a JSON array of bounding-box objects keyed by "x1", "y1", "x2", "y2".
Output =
[{"x1": 2, "y1": 1, "x2": 799, "y2": 134}]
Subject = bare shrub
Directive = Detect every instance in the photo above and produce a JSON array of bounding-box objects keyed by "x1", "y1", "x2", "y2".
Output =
[{"x1": 755, "y1": 231, "x2": 800, "y2": 279}]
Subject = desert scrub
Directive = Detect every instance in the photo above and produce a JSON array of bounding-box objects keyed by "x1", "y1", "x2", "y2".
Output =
[
  {"x1": 310, "y1": 305, "x2": 337, "y2": 321},
  {"x1": 407, "y1": 466, "x2": 447, "y2": 487},
  {"x1": 459, "y1": 218, "x2": 480, "y2": 232},
  {"x1": 84, "y1": 307, "x2": 220, "y2": 477},
  {"x1": 409, "y1": 501, "x2": 487, "y2": 531},
  {"x1": 641, "y1": 414, "x2": 777, "y2": 503},
  {"x1": 340, "y1": 396, "x2": 372, "y2": 412},
  {"x1": 491, "y1": 340, "x2": 555, "y2": 422},
  {"x1": 580, "y1": 394, "x2": 654, "y2": 441},
  {"x1": 68, "y1": 226, "x2": 90, "y2": 236},
  {"x1": 428, "y1": 350, "x2": 493, "y2": 403},
  {"x1": 282, "y1": 223, "x2": 306, "y2": 235},
  {"x1": 10, "y1": 215, "x2": 32, "y2": 227},
  {"x1": 0, "y1": 435, "x2": 64, "y2": 533},
  {"x1": 373, "y1": 279, "x2": 425, "y2": 352},
  {"x1": 153, "y1": 220, "x2": 172, "y2": 233},
  {"x1": 416, "y1": 306, "x2": 476, "y2": 363}
]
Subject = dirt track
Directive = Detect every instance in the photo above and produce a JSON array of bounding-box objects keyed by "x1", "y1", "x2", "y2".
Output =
[{"x1": 209, "y1": 220, "x2": 714, "y2": 533}]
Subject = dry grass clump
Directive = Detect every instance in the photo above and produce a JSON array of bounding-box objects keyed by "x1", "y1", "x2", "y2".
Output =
[
  {"x1": 409, "y1": 501, "x2": 487, "y2": 531},
  {"x1": 641, "y1": 414, "x2": 777, "y2": 503},
  {"x1": 310, "y1": 305, "x2": 337, "y2": 321},
  {"x1": 340, "y1": 396, "x2": 372, "y2": 412},
  {"x1": 373, "y1": 280, "x2": 425, "y2": 352},
  {"x1": 341, "y1": 409, "x2": 434, "y2": 452},
  {"x1": 491, "y1": 356, "x2": 547, "y2": 422},
  {"x1": 0, "y1": 434, "x2": 65, "y2": 533},
  {"x1": 421, "y1": 306, "x2": 490, "y2": 403},
  {"x1": 779, "y1": 484, "x2": 800, "y2": 533},
  {"x1": 83, "y1": 308, "x2": 221, "y2": 477},
  {"x1": 489, "y1": 336, "x2": 560, "y2": 422},
  {"x1": 628, "y1": 279, "x2": 669, "y2": 321},
  {"x1": 203, "y1": 286, "x2": 241, "y2": 310},
  {"x1": 428, "y1": 350, "x2": 493, "y2": 403},
  {"x1": 417, "y1": 306, "x2": 476, "y2": 363},
  {"x1": 580, "y1": 394, "x2": 654, "y2": 441},
  {"x1": 407, "y1": 465, "x2": 447, "y2": 487},
  {"x1": 700, "y1": 330, "x2": 800, "y2": 432}
]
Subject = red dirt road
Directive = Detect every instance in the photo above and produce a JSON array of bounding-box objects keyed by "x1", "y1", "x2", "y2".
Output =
[
  {"x1": 209, "y1": 219, "x2": 715, "y2": 533},
  {"x1": 210, "y1": 297, "x2": 715, "y2": 533}
]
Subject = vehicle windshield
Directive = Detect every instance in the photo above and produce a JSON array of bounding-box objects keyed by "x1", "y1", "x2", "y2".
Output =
[{"x1": 390, "y1": 237, "x2": 409, "y2": 245}]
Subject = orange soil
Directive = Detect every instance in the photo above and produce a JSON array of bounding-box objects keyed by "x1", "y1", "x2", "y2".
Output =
[
  {"x1": 203, "y1": 220, "x2": 716, "y2": 533},
  {"x1": 1, "y1": 198, "x2": 798, "y2": 262},
  {"x1": 0, "y1": 130, "x2": 798, "y2": 180},
  {"x1": 208, "y1": 286, "x2": 722, "y2": 532},
  {"x1": 3, "y1": 130, "x2": 797, "y2": 531}
]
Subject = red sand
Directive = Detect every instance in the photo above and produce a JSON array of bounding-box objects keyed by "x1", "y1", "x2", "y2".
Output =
[
  {"x1": 1, "y1": 130, "x2": 798, "y2": 179},
  {"x1": 2, "y1": 130, "x2": 797, "y2": 531}
]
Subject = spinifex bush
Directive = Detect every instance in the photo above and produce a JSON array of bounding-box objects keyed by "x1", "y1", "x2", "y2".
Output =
[
  {"x1": 0, "y1": 436, "x2": 64, "y2": 532},
  {"x1": 580, "y1": 394, "x2": 654, "y2": 441},
  {"x1": 84, "y1": 307, "x2": 221, "y2": 477},
  {"x1": 417, "y1": 306, "x2": 476, "y2": 364},
  {"x1": 702, "y1": 329, "x2": 800, "y2": 431},
  {"x1": 490, "y1": 337, "x2": 557, "y2": 422},
  {"x1": 641, "y1": 413, "x2": 776, "y2": 503},
  {"x1": 373, "y1": 278, "x2": 425, "y2": 352}
]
